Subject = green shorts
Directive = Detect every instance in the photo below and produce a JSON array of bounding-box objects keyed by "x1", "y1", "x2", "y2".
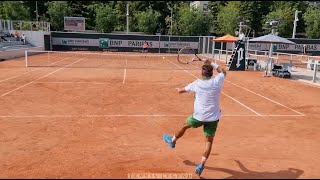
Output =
[{"x1": 186, "y1": 115, "x2": 219, "y2": 137}]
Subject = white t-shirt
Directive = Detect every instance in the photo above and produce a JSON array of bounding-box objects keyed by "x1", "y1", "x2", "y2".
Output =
[{"x1": 184, "y1": 73, "x2": 225, "y2": 122}]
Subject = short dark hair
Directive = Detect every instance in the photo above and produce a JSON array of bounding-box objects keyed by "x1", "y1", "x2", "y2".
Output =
[{"x1": 202, "y1": 64, "x2": 213, "y2": 77}]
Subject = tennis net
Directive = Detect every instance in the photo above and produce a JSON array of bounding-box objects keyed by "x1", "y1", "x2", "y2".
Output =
[{"x1": 25, "y1": 50, "x2": 202, "y2": 70}]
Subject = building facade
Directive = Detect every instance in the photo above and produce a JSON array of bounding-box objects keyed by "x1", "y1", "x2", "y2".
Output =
[{"x1": 190, "y1": 1, "x2": 209, "y2": 12}]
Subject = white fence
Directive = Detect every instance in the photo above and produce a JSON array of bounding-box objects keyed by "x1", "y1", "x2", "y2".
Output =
[
  {"x1": 0, "y1": 20, "x2": 50, "y2": 32},
  {"x1": 198, "y1": 37, "x2": 320, "y2": 83},
  {"x1": 0, "y1": 46, "x2": 43, "y2": 60}
]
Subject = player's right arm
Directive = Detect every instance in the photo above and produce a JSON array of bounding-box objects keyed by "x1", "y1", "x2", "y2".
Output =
[
  {"x1": 204, "y1": 60, "x2": 227, "y2": 77},
  {"x1": 214, "y1": 64, "x2": 227, "y2": 77}
]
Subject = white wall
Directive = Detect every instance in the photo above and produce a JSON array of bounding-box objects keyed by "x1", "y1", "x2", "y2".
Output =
[
  {"x1": 190, "y1": 1, "x2": 209, "y2": 12},
  {"x1": 9, "y1": 30, "x2": 50, "y2": 47}
]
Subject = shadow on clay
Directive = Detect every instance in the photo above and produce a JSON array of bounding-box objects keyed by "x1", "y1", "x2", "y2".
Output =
[{"x1": 183, "y1": 159, "x2": 304, "y2": 179}]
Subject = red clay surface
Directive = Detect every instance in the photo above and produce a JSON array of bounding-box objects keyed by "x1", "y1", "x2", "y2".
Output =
[{"x1": 0, "y1": 52, "x2": 319, "y2": 179}]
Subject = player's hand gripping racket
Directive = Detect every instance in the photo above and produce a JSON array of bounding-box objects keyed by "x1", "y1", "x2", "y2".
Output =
[{"x1": 177, "y1": 47, "x2": 206, "y2": 64}]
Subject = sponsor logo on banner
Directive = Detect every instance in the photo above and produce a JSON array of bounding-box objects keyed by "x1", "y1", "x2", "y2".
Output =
[
  {"x1": 227, "y1": 43, "x2": 320, "y2": 52},
  {"x1": 162, "y1": 42, "x2": 198, "y2": 49},
  {"x1": 52, "y1": 38, "x2": 99, "y2": 46},
  {"x1": 99, "y1": 38, "x2": 109, "y2": 48},
  {"x1": 61, "y1": 39, "x2": 90, "y2": 45},
  {"x1": 99, "y1": 39, "x2": 155, "y2": 48}
]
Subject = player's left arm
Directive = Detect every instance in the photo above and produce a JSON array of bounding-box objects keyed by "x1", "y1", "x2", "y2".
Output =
[{"x1": 176, "y1": 81, "x2": 196, "y2": 94}]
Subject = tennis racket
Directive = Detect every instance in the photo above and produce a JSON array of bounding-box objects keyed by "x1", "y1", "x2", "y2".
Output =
[{"x1": 177, "y1": 47, "x2": 206, "y2": 64}]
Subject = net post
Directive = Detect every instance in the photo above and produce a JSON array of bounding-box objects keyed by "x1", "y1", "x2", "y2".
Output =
[{"x1": 25, "y1": 50, "x2": 28, "y2": 67}]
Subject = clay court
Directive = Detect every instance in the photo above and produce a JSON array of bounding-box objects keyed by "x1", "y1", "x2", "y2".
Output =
[{"x1": 0, "y1": 52, "x2": 319, "y2": 179}]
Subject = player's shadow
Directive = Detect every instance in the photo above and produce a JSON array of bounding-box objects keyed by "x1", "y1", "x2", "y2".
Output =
[{"x1": 183, "y1": 160, "x2": 304, "y2": 179}]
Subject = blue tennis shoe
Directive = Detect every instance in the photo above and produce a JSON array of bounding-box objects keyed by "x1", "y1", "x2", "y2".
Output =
[
  {"x1": 163, "y1": 134, "x2": 175, "y2": 148},
  {"x1": 195, "y1": 164, "x2": 204, "y2": 176}
]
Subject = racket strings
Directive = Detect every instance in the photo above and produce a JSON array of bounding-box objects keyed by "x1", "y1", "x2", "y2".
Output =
[{"x1": 178, "y1": 47, "x2": 198, "y2": 64}]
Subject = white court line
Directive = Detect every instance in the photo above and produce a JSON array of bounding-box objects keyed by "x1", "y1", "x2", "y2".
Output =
[
  {"x1": 0, "y1": 58, "x2": 86, "y2": 97},
  {"x1": 0, "y1": 57, "x2": 72, "y2": 83},
  {"x1": 186, "y1": 59, "x2": 305, "y2": 116},
  {"x1": 123, "y1": 59, "x2": 127, "y2": 84},
  {"x1": 33, "y1": 81, "x2": 169, "y2": 85},
  {"x1": 166, "y1": 59, "x2": 261, "y2": 116},
  {"x1": 224, "y1": 80, "x2": 305, "y2": 116},
  {"x1": 0, "y1": 114, "x2": 305, "y2": 118},
  {"x1": 222, "y1": 92, "x2": 261, "y2": 115}
]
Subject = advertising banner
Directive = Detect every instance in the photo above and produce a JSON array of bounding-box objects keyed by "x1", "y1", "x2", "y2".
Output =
[
  {"x1": 64, "y1": 17, "x2": 85, "y2": 31},
  {"x1": 52, "y1": 38, "x2": 199, "y2": 50},
  {"x1": 227, "y1": 42, "x2": 320, "y2": 52}
]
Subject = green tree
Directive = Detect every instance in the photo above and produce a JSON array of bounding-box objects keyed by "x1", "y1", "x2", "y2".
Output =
[
  {"x1": 22, "y1": 1, "x2": 48, "y2": 21},
  {"x1": 112, "y1": 1, "x2": 127, "y2": 31},
  {"x1": 174, "y1": 4, "x2": 213, "y2": 36},
  {"x1": 270, "y1": 1, "x2": 308, "y2": 11},
  {"x1": 262, "y1": 6, "x2": 295, "y2": 37},
  {"x1": 150, "y1": 1, "x2": 184, "y2": 34},
  {"x1": 207, "y1": 1, "x2": 227, "y2": 32},
  {"x1": 134, "y1": 8, "x2": 161, "y2": 34},
  {"x1": 268, "y1": 1, "x2": 309, "y2": 36},
  {"x1": 303, "y1": 7, "x2": 320, "y2": 38},
  {"x1": 129, "y1": 1, "x2": 185, "y2": 34},
  {"x1": 47, "y1": 1, "x2": 72, "y2": 31},
  {"x1": 237, "y1": 1, "x2": 273, "y2": 36},
  {"x1": 68, "y1": 1, "x2": 101, "y2": 30},
  {"x1": 215, "y1": 1, "x2": 242, "y2": 35},
  {"x1": 208, "y1": 1, "x2": 227, "y2": 18},
  {"x1": 0, "y1": 1, "x2": 30, "y2": 20},
  {"x1": 95, "y1": 4, "x2": 117, "y2": 33}
]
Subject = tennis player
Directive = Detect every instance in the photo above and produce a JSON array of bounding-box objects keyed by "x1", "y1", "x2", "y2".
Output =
[
  {"x1": 142, "y1": 40, "x2": 149, "y2": 53},
  {"x1": 163, "y1": 60, "x2": 227, "y2": 176}
]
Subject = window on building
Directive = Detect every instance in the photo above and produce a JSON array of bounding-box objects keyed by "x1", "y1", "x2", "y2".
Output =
[{"x1": 203, "y1": 3, "x2": 208, "y2": 11}]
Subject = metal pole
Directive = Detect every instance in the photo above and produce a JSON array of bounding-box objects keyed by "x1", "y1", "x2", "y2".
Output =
[
  {"x1": 168, "y1": 7, "x2": 173, "y2": 53},
  {"x1": 170, "y1": 8, "x2": 173, "y2": 36},
  {"x1": 158, "y1": 34, "x2": 161, "y2": 54},
  {"x1": 25, "y1": 50, "x2": 28, "y2": 67},
  {"x1": 220, "y1": 42, "x2": 223, "y2": 61},
  {"x1": 292, "y1": 10, "x2": 301, "y2": 39},
  {"x1": 168, "y1": 35, "x2": 170, "y2": 53},
  {"x1": 239, "y1": 22, "x2": 243, "y2": 39},
  {"x1": 212, "y1": 37, "x2": 215, "y2": 59},
  {"x1": 312, "y1": 61, "x2": 318, "y2": 83},
  {"x1": 36, "y1": 1, "x2": 39, "y2": 22},
  {"x1": 126, "y1": 2, "x2": 129, "y2": 34},
  {"x1": 226, "y1": 42, "x2": 228, "y2": 62},
  {"x1": 267, "y1": 28, "x2": 276, "y2": 76},
  {"x1": 207, "y1": 36, "x2": 210, "y2": 55},
  {"x1": 202, "y1": 37, "x2": 206, "y2": 54}
]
